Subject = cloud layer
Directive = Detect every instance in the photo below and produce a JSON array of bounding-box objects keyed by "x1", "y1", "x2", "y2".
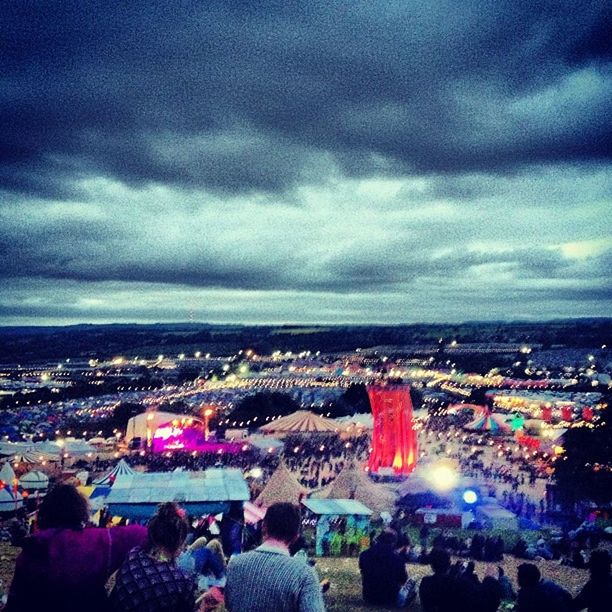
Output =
[{"x1": 1, "y1": 1, "x2": 611, "y2": 324}]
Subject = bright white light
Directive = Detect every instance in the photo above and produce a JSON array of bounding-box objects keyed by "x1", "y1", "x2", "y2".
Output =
[
  {"x1": 250, "y1": 467, "x2": 263, "y2": 478},
  {"x1": 463, "y1": 490, "x2": 478, "y2": 504},
  {"x1": 426, "y1": 463, "x2": 459, "y2": 492}
]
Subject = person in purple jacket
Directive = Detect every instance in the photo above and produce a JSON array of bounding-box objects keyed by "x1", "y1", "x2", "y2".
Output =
[{"x1": 5, "y1": 483, "x2": 147, "y2": 612}]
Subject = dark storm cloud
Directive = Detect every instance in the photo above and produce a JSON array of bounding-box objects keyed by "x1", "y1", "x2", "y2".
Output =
[
  {"x1": 1, "y1": 1, "x2": 611, "y2": 324},
  {"x1": 1, "y1": 1, "x2": 611, "y2": 198}
]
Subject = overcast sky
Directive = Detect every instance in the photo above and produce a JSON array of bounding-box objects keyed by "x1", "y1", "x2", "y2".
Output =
[{"x1": 1, "y1": 1, "x2": 611, "y2": 325}]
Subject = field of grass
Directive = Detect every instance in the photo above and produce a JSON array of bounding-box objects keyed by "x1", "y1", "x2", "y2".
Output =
[
  {"x1": 317, "y1": 554, "x2": 589, "y2": 611},
  {"x1": 0, "y1": 542, "x2": 593, "y2": 611}
]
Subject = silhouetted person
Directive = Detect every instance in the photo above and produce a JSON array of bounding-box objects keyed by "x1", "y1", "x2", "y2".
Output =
[
  {"x1": 573, "y1": 550, "x2": 612, "y2": 612},
  {"x1": 419, "y1": 548, "x2": 458, "y2": 612},
  {"x1": 360, "y1": 529, "x2": 414, "y2": 607},
  {"x1": 497, "y1": 566, "x2": 516, "y2": 601},
  {"x1": 481, "y1": 571, "x2": 503, "y2": 612},
  {"x1": 517, "y1": 563, "x2": 571, "y2": 612}
]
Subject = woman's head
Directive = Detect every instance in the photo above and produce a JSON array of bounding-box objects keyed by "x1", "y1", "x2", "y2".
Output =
[
  {"x1": 37, "y1": 484, "x2": 90, "y2": 530},
  {"x1": 147, "y1": 502, "x2": 189, "y2": 556}
]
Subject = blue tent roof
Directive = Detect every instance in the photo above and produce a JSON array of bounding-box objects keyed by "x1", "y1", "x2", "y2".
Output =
[
  {"x1": 302, "y1": 499, "x2": 372, "y2": 516},
  {"x1": 106, "y1": 468, "x2": 249, "y2": 520}
]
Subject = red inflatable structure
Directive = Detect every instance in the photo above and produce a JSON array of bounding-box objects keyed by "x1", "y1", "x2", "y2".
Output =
[{"x1": 367, "y1": 384, "x2": 418, "y2": 475}]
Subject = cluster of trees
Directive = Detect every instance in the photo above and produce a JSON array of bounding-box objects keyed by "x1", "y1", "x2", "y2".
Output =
[
  {"x1": 554, "y1": 393, "x2": 612, "y2": 507},
  {"x1": 221, "y1": 384, "x2": 375, "y2": 430}
]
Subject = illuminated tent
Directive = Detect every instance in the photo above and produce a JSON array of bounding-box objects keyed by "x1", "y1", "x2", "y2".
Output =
[
  {"x1": 87, "y1": 437, "x2": 108, "y2": 445},
  {"x1": 10, "y1": 451, "x2": 54, "y2": 465},
  {"x1": 0, "y1": 488, "x2": 23, "y2": 512},
  {"x1": 106, "y1": 468, "x2": 249, "y2": 520},
  {"x1": 476, "y1": 505, "x2": 519, "y2": 530},
  {"x1": 334, "y1": 414, "x2": 373, "y2": 437},
  {"x1": 397, "y1": 474, "x2": 433, "y2": 497},
  {"x1": 466, "y1": 411, "x2": 511, "y2": 434},
  {"x1": 247, "y1": 436, "x2": 284, "y2": 451},
  {"x1": 125, "y1": 412, "x2": 203, "y2": 443},
  {"x1": 33, "y1": 441, "x2": 63, "y2": 455},
  {"x1": 0, "y1": 462, "x2": 16, "y2": 484},
  {"x1": 334, "y1": 414, "x2": 373, "y2": 428},
  {"x1": 19, "y1": 470, "x2": 49, "y2": 491},
  {"x1": 93, "y1": 459, "x2": 135, "y2": 486},
  {"x1": 396, "y1": 474, "x2": 448, "y2": 510},
  {"x1": 255, "y1": 463, "x2": 307, "y2": 507},
  {"x1": 63, "y1": 439, "x2": 96, "y2": 457},
  {"x1": 446, "y1": 404, "x2": 487, "y2": 416},
  {"x1": 0, "y1": 442, "x2": 32, "y2": 457},
  {"x1": 259, "y1": 411, "x2": 339, "y2": 434},
  {"x1": 319, "y1": 462, "x2": 397, "y2": 515},
  {"x1": 302, "y1": 499, "x2": 373, "y2": 556}
]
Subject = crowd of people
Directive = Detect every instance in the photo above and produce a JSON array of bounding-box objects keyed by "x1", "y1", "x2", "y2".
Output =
[
  {"x1": 3, "y1": 487, "x2": 326, "y2": 612},
  {"x1": 2, "y1": 482, "x2": 611, "y2": 612},
  {"x1": 419, "y1": 426, "x2": 552, "y2": 521},
  {"x1": 360, "y1": 527, "x2": 612, "y2": 612}
]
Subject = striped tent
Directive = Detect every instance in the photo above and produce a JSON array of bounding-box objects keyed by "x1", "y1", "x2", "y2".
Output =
[
  {"x1": 0, "y1": 462, "x2": 16, "y2": 484},
  {"x1": 0, "y1": 488, "x2": 23, "y2": 512},
  {"x1": 33, "y1": 441, "x2": 63, "y2": 456},
  {"x1": 92, "y1": 459, "x2": 135, "y2": 486},
  {"x1": 0, "y1": 442, "x2": 32, "y2": 457},
  {"x1": 11, "y1": 451, "x2": 54, "y2": 465},
  {"x1": 259, "y1": 411, "x2": 339, "y2": 434},
  {"x1": 255, "y1": 463, "x2": 307, "y2": 508},
  {"x1": 446, "y1": 403, "x2": 487, "y2": 417},
  {"x1": 466, "y1": 411, "x2": 511, "y2": 434},
  {"x1": 19, "y1": 470, "x2": 49, "y2": 491}
]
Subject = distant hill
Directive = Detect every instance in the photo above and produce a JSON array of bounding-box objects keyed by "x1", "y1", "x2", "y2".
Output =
[{"x1": 0, "y1": 319, "x2": 610, "y2": 363}]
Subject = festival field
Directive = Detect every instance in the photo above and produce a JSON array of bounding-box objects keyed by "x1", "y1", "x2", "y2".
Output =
[{"x1": 0, "y1": 542, "x2": 595, "y2": 612}]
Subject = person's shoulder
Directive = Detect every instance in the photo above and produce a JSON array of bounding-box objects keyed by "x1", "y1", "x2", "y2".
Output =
[
  {"x1": 227, "y1": 550, "x2": 258, "y2": 568},
  {"x1": 109, "y1": 524, "x2": 148, "y2": 539}
]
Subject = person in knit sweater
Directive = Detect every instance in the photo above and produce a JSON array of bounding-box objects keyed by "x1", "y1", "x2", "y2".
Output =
[{"x1": 225, "y1": 502, "x2": 325, "y2": 612}]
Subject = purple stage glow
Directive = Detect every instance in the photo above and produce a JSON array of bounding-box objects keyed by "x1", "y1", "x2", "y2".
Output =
[{"x1": 151, "y1": 421, "x2": 243, "y2": 454}]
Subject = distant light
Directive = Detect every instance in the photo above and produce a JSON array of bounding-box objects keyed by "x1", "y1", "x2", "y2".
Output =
[
  {"x1": 250, "y1": 467, "x2": 263, "y2": 478},
  {"x1": 463, "y1": 490, "x2": 478, "y2": 504},
  {"x1": 427, "y1": 462, "x2": 459, "y2": 492}
]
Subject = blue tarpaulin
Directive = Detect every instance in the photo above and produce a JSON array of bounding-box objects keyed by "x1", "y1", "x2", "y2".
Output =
[
  {"x1": 302, "y1": 499, "x2": 372, "y2": 516},
  {"x1": 106, "y1": 468, "x2": 249, "y2": 520}
]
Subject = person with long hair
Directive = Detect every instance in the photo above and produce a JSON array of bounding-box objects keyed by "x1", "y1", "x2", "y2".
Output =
[
  {"x1": 110, "y1": 502, "x2": 196, "y2": 611},
  {"x1": 206, "y1": 539, "x2": 227, "y2": 584},
  {"x1": 5, "y1": 483, "x2": 147, "y2": 612}
]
